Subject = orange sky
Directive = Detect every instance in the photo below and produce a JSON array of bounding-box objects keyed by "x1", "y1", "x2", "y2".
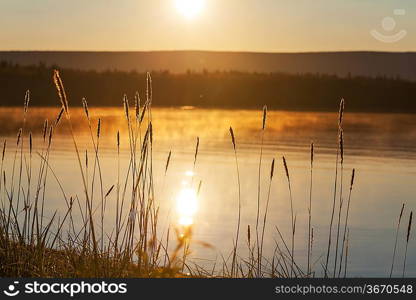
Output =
[{"x1": 0, "y1": 0, "x2": 415, "y2": 52}]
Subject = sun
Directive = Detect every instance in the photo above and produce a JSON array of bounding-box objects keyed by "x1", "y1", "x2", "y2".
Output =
[{"x1": 175, "y1": 0, "x2": 205, "y2": 19}]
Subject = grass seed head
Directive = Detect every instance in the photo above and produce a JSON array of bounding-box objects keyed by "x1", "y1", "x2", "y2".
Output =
[
  {"x1": 165, "y1": 150, "x2": 172, "y2": 174},
  {"x1": 82, "y1": 98, "x2": 90, "y2": 120},
  {"x1": 247, "y1": 225, "x2": 251, "y2": 244},
  {"x1": 29, "y1": 132, "x2": 32, "y2": 154},
  {"x1": 85, "y1": 150, "x2": 88, "y2": 168},
  {"x1": 24, "y1": 90, "x2": 30, "y2": 114},
  {"x1": 48, "y1": 126, "x2": 53, "y2": 148},
  {"x1": 55, "y1": 108, "x2": 64, "y2": 126},
  {"x1": 139, "y1": 103, "x2": 147, "y2": 124},
  {"x1": 270, "y1": 158, "x2": 275, "y2": 179},
  {"x1": 350, "y1": 168, "x2": 355, "y2": 188},
  {"x1": 53, "y1": 70, "x2": 69, "y2": 115},
  {"x1": 282, "y1": 156, "x2": 289, "y2": 180},
  {"x1": 123, "y1": 95, "x2": 129, "y2": 121},
  {"x1": 97, "y1": 118, "x2": 101, "y2": 138},
  {"x1": 135, "y1": 91, "x2": 140, "y2": 119},
  {"x1": 197, "y1": 180, "x2": 202, "y2": 196},
  {"x1": 407, "y1": 211, "x2": 413, "y2": 243},
  {"x1": 146, "y1": 72, "x2": 152, "y2": 103},
  {"x1": 310, "y1": 142, "x2": 314, "y2": 166},
  {"x1": 400, "y1": 203, "x2": 405, "y2": 220},
  {"x1": 16, "y1": 128, "x2": 22, "y2": 145},
  {"x1": 105, "y1": 185, "x2": 115, "y2": 198},
  {"x1": 229, "y1": 126, "x2": 236, "y2": 150},
  {"x1": 2, "y1": 140, "x2": 6, "y2": 161},
  {"x1": 338, "y1": 98, "x2": 345, "y2": 127},
  {"x1": 194, "y1": 136, "x2": 200, "y2": 166},
  {"x1": 262, "y1": 105, "x2": 267, "y2": 130}
]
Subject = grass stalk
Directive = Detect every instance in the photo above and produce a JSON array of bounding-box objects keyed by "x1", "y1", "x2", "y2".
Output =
[
  {"x1": 389, "y1": 203, "x2": 405, "y2": 277},
  {"x1": 260, "y1": 158, "x2": 275, "y2": 275},
  {"x1": 402, "y1": 211, "x2": 413, "y2": 277},
  {"x1": 256, "y1": 105, "x2": 267, "y2": 275},
  {"x1": 324, "y1": 98, "x2": 344, "y2": 277},
  {"x1": 338, "y1": 168, "x2": 355, "y2": 277},
  {"x1": 229, "y1": 127, "x2": 241, "y2": 277},
  {"x1": 307, "y1": 142, "x2": 313, "y2": 276},
  {"x1": 282, "y1": 156, "x2": 294, "y2": 276},
  {"x1": 333, "y1": 129, "x2": 344, "y2": 277}
]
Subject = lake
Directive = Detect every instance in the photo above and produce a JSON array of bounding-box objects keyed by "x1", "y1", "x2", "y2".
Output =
[{"x1": 0, "y1": 107, "x2": 415, "y2": 277}]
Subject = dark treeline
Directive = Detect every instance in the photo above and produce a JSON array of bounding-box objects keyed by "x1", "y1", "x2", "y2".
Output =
[{"x1": 1, "y1": 61, "x2": 415, "y2": 112}]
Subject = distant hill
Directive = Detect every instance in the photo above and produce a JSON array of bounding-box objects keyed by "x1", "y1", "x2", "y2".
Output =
[{"x1": 1, "y1": 51, "x2": 416, "y2": 80}]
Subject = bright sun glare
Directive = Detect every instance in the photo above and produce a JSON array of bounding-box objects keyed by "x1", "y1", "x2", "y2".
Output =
[
  {"x1": 176, "y1": 187, "x2": 198, "y2": 226},
  {"x1": 175, "y1": 0, "x2": 205, "y2": 19}
]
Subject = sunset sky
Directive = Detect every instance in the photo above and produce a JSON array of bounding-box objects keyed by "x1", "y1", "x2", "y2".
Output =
[{"x1": 1, "y1": 0, "x2": 415, "y2": 52}]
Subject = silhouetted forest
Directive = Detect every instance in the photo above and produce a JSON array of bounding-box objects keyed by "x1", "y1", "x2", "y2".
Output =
[{"x1": 1, "y1": 61, "x2": 416, "y2": 112}]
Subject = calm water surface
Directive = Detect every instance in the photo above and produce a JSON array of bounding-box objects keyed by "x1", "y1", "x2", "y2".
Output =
[{"x1": 1, "y1": 107, "x2": 415, "y2": 277}]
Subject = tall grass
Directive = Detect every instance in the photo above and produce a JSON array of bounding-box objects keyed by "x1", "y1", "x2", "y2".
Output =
[
  {"x1": 229, "y1": 126, "x2": 241, "y2": 277},
  {"x1": 0, "y1": 71, "x2": 413, "y2": 278},
  {"x1": 389, "y1": 203, "x2": 405, "y2": 277},
  {"x1": 333, "y1": 129, "x2": 344, "y2": 277},
  {"x1": 282, "y1": 156, "x2": 295, "y2": 276},
  {"x1": 324, "y1": 98, "x2": 344, "y2": 277},
  {"x1": 307, "y1": 142, "x2": 313, "y2": 276},
  {"x1": 402, "y1": 211, "x2": 413, "y2": 277},
  {"x1": 259, "y1": 158, "x2": 275, "y2": 274},
  {"x1": 338, "y1": 168, "x2": 355, "y2": 277},
  {"x1": 255, "y1": 105, "x2": 267, "y2": 274}
]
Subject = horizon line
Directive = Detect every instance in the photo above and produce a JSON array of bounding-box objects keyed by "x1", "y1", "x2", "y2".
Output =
[{"x1": 1, "y1": 49, "x2": 416, "y2": 54}]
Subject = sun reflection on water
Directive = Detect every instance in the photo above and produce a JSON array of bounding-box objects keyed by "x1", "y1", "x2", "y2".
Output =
[
  {"x1": 185, "y1": 170, "x2": 194, "y2": 177},
  {"x1": 176, "y1": 172, "x2": 198, "y2": 226}
]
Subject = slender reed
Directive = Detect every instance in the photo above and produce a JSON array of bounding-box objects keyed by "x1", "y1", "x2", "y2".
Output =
[
  {"x1": 343, "y1": 229, "x2": 350, "y2": 278},
  {"x1": 115, "y1": 130, "x2": 121, "y2": 254},
  {"x1": 6, "y1": 128, "x2": 22, "y2": 235},
  {"x1": 389, "y1": 203, "x2": 405, "y2": 277},
  {"x1": 282, "y1": 156, "x2": 294, "y2": 276},
  {"x1": 190, "y1": 137, "x2": 199, "y2": 186},
  {"x1": 338, "y1": 168, "x2": 355, "y2": 277},
  {"x1": 260, "y1": 158, "x2": 275, "y2": 275},
  {"x1": 402, "y1": 211, "x2": 413, "y2": 277},
  {"x1": 334, "y1": 129, "x2": 344, "y2": 277},
  {"x1": 310, "y1": 227, "x2": 314, "y2": 276},
  {"x1": 16, "y1": 91, "x2": 29, "y2": 228},
  {"x1": 165, "y1": 150, "x2": 172, "y2": 175},
  {"x1": 0, "y1": 140, "x2": 6, "y2": 208},
  {"x1": 325, "y1": 98, "x2": 344, "y2": 277},
  {"x1": 307, "y1": 142, "x2": 314, "y2": 276},
  {"x1": 193, "y1": 137, "x2": 199, "y2": 170},
  {"x1": 247, "y1": 224, "x2": 253, "y2": 276},
  {"x1": 53, "y1": 70, "x2": 98, "y2": 257},
  {"x1": 256, "y1": 105, "x2": 267, "y2": 274},
  {"x1": 229, "y1": 126, "x2": 241, "y2": 277}
]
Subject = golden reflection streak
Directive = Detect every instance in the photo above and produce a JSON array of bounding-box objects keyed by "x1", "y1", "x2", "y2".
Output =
[{"x1": 176, "y1": 173, "x2": 198, "y2": 226}]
